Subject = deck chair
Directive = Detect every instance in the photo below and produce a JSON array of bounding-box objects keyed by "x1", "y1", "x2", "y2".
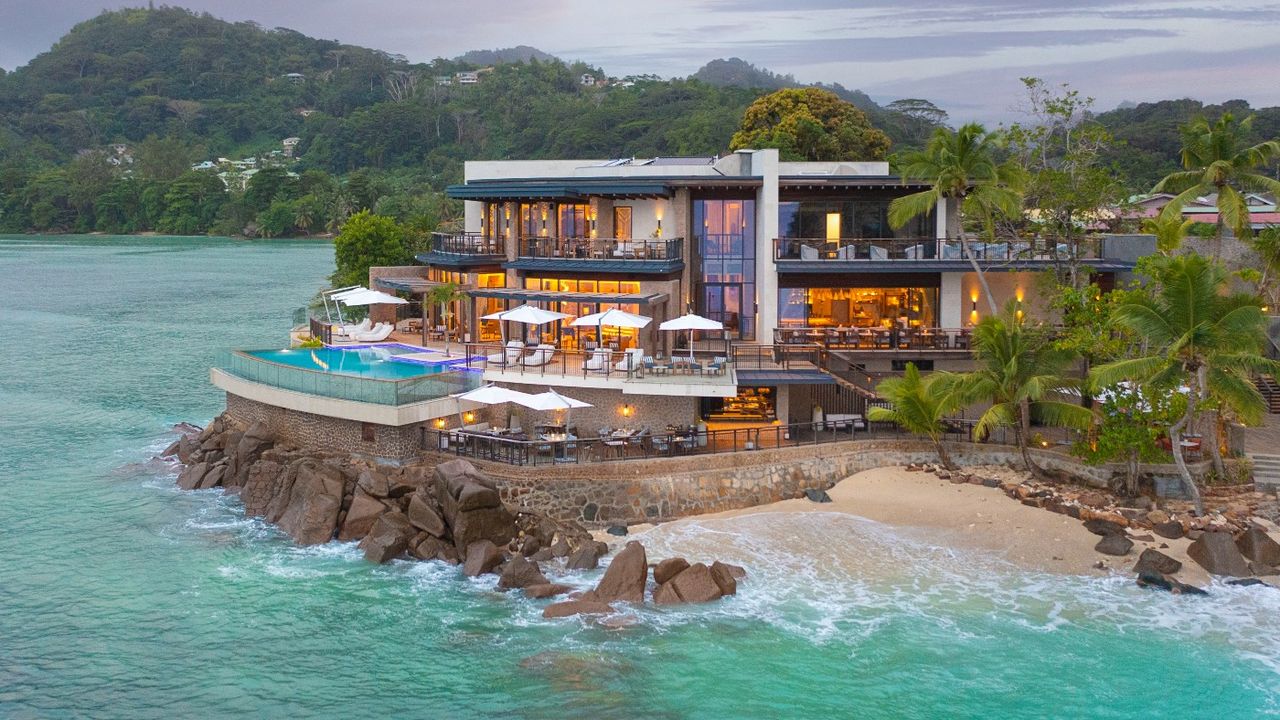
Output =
[
  {"x1": 585, "y1": 348, "x2": 612, "y2": 372},
  {"x1": 615, "y1": 348, "x2": 644, "y2": 373},
  {"x1": 351, "y1": 322, "x2": 393, "y2": 342},
  {"x1": 487, "y1": 340, "x2": 525, "y2": 365},
  {"x1": 522, "y1": 344, "x2": 556, "y2": 367}
]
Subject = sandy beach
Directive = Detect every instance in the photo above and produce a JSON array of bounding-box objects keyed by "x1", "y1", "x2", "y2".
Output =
[{"x1": 637, "y1": 467, "x2": 1216, "y2": 587}]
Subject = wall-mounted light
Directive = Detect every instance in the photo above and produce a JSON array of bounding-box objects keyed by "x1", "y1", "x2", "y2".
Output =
[
  {"x1": 434, "y1": 418, "x2": 446, "y2": 429},
  {"x1": 463, "y1": 411, "x2": 476, "y2": 424},
  {"x1": 655, "y1": 218, "x2": 662, "y2": 237},
  {"x1": 620, "y1": 404, "x2": 634, "y2": 418}
]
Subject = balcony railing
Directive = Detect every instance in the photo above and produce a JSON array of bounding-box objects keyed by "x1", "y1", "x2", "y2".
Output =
[
  {"x1": 775, "y1": 237, "x2": 1104, "y2": 262},
  {"x1": 461, "y1": 342, "x2": 731, "y2": 381},
  {"x1": 215, "y1": 350, "x2": 482, "y2": 405},
  {"x1": 430, "y1": 232, "x2": 504, "y2": 256},
  {"x1": 517, "y1": 236, "x2": 683, "y2": 262},
  {"x1": 773, "y1": 326, "x2": 974, "y2": 351}
]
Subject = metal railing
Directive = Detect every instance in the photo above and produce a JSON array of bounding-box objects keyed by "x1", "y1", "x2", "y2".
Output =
[
  {"x1": 461, "y1": 342, "x2": 732, "y2": 380},
  {"x1": 422, "y1": 418, "x2": 1081, "y2": 466},
  {"x1": 309, "y1": 317, "x2": 333, "y2": 344},
  {"x1": 773, "y1": 326, "x2": 973, "y2": 351},
  {"x1": 516, "y1": 236, "x2": 683, "y2": 262},
  {"x1": 430, "y1": 232, "x2": 504, "y2": 256},
  {"x1": 774, "y1": 237, "x2": 1105, "y2": 262},
  {"x1": 216, "y1": 350, "x2": 482, "y2": 405}
]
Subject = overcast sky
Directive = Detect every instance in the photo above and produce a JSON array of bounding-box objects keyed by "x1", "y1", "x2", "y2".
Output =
[{"x1": 4, "y1": 0, "x2": 1280, "y2": 122}]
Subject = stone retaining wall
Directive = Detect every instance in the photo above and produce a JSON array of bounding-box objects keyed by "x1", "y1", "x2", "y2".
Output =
[
  {"x1": 226, "y1": 393, "x2": 421, "y2": 462},
  {"x1": 423, "y1": 439, "x2": 1214, "y2": 525}
]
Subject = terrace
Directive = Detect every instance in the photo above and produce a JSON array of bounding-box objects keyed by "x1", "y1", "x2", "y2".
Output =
[
  {"x1": 772, "y1": 326, "x2": 974, "y2": 352},
  {"x1": 510, "y1": 236, "x2": 685, "y2": 273},
  {"x1": 417, "y1": 232, "x2": 506, "y2": 266},
  {"x1": 773, "y1": 236, "x2": 1135, "y2": 271}
]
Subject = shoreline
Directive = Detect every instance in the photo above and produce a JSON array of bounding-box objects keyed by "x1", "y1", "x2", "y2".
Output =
[{"x1": 639, "y1": 467, "x2": 1219, "y2": 588}]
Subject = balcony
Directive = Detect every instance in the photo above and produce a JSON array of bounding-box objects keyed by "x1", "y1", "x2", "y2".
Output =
[
  {"x1": 774, "y1": 237, "x2": 1126, "y2": 272},
  {"x1": 418, "y1": 232, "x2": 506, "y2": 267},
  {"x1": 508, "y1": 236, "x2": 685, "y2": 274}
]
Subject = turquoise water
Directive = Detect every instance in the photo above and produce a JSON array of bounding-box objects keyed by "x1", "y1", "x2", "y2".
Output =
[
  {"x1": 2, "y1": 235, "x2": 1279, "y2": 719},
  {"x1": 248, "y1": 347, "x2": 451, "y2": 379}
]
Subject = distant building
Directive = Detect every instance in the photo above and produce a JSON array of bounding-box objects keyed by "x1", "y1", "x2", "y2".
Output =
[
  {"x1": 580, "y1": 73, "x2": 598, "y2": 86},
  {"x1": 455, "y1": 71, "x2": 480, "y2": 85},
  {"x1": 283, "y1": 72, "x2": 306, "y2": 84},
  {"x1": 435, "y1": 75, "x2": 453, "y2": 86},
  {"x1": 297, "y1": 108, "x2": 317, "y2": 118},
  {"x1": 282, "y1": 137, "x2": 301, "y2": 157},
  {"x1": 191, "y1": 160, "x2": 217, "y2": 171}
]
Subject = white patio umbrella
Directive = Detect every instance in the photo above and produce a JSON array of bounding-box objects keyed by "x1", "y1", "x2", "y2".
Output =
[
  {"x1": 453, "y1": 383, "x2": 537, "y2": 427},
  {"x1": 659, "y1": 313, "x2": 724, "y2": 365},
  {"x1": 481, "y1": 303, "x2": 573, "y2": 345},
  {"x1": 337, "y1": 289, "x2": 409, "y2": 306},
  {"x1": 519, "y1": 388, "x2": 593, "y2": 428},
  {"x1": 570, "y1": 308, "x2": 651, "y2": 349}
]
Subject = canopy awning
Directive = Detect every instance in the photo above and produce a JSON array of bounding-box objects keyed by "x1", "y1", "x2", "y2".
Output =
[
  {"x1": 470, "y1": 287, "x2": 668, "y2": 305},
  {"x1": 338, "y1": 289, "x2": 408, "y2": 306},
  {"x1": 520, "y1": 389, "x2": 593, "y2": 411}
]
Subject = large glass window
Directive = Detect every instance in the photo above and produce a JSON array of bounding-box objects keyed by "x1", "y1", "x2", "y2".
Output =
[
  {"x1": 557, "y1": 203, "x2": 590, "y2": 238},
  {"x1": 776, "y1": 287, "x2": 938, "y2": 329},
  {"x1": 514, "y1": 277, "x2": 644, "y2": 349},
  {"x1": 695, "y1": 199, "x2": 756, "y2": 339},
  {"x1": 779, "y1": 199, "x2": 932, "y2": 239}
]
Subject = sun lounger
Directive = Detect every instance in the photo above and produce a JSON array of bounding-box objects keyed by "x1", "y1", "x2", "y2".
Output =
[
  {"x1": 585, "y1": 348, "x2": 612, "y2": 372},
  {"x1": 614, "y1": 348, "x2": 644, "y2": 373},
  {"x1": 522, "y1": 344, "x2": 556, "y2": 367},
  {"x1": 487, "y1": 340, "x2": 525, "y2": 365},
  {"x1": 341, "y1": 318, "x2": 372, "y2": 336},
  {"x1": 351, "y1": 322, "x2": 393, "y2": 342}
]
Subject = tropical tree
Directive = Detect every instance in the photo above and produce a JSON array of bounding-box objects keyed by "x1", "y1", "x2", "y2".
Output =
[
  {"x1": 1141, "y1": 213, "x2": 1193, "y2": 255},
  {"x1": 868, "y1": 363, "x2": 963, "y2": 469},
  {"x1": 426, "y1": 281, "x2": 467, "y2": 355},
  {"x1": 888, "y1": 124, "x2": 1024, "y2": 314},
  {"x1": 331, "y1": 210, "x2": 408, "y2": 287},
  {"x1": 1246, "y1": 225, "x2": 1280, "y2": 311},
  {"x1": 947, "y1": 307, "x2": 1093, "y2": 472},
  {"x1": 1153, "y1": 113, "x2": 1280, "y2": 258},
  {"x1": 1091, "y1": 254, "x2": 1279, "y2": 513},
  {"x1": 729, "y1": 88, "x2": 892, "y2": 161}
]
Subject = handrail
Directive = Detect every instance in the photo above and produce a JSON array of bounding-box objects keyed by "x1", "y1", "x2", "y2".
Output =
[
  {"x1": 516, "y1": 236, "x2": 683, "y2": 261},
  {"x1": 461, "y1": 341, "x2": 732, "y2": 381},
  {"x1": 774, "y1": 236, "x2": 1105, "y2": 261},
  {"x1": 421, "y1": 417, "x2": 1080, "y2": 466},
  {"x1": 773, "y1": 326, "x2": 973, "y2": 351},
  {"x1": 430, "y1": 231, "x2": 504, "y2": 256}
]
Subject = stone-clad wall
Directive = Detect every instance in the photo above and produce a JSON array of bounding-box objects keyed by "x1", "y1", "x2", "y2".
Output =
[
  {"x1": 426, "y1": 439, "x2": 1114, "y2": 525},
  {"x1": 500, "y1": 386, "x2": 698, "y2": 435},
  {"x1": 226, "y1": 393, "x2": 421, "y2": 462}
]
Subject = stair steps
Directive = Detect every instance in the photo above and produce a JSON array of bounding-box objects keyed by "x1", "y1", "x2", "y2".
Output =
[
  {"x1": 1250, "y1": 453, "x2": 1280, "y2": 492},
  {"x1": 1255, "y1": 375, "x2": 1280, "y2": 414}
]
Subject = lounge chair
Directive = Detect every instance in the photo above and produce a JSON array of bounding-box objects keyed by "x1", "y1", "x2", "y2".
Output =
[
  {"x1": 351, "y1": 322, "x2": 393, "y2": 342},
  {"x1": 868, "y1": 245, "x2": 888, "y2": 260},
  {"x1": 341, "y1": 318, "x2": 372, "y2": 336},
  {"x1": 799, "y1": 244, "x2": 820, "y2": 260},
  {"x1": 487, "y1": 340, "x2": 525, "y2": 365},
  {"x1": 706, "y1": 356, "x2": 727, "y2": 375},
  {"x1": 615, "y1": 348, "x2": 644, "y2": 374},
  {"x1": 585, "y1": 348, "x2": 612, "y2": 373},
  {"x1": 522, "y1": 344, "x2": 556, "y2": 367},
  {"x1": 836, "y1": 244, "x2": 858, "y2": 260}
]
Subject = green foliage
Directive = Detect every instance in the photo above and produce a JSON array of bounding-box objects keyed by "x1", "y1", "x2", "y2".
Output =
[
  {"x1": 1091, "y1": 254, "x2": 1280, "y2": 511},
  {"x1": 1140, "y1": 213, "x2": 1193, "y2": 254},
  {"x1": 296, "y1": 336, "x2": 324, "y2": 349},
  {"x1": 1071, "y1": 384, "x2": 1173, "y2": 495},
  {"x1": 867, "y1": 363, "x2": 962, "y2": 468},
  {"x1": 948, "y1": 307, "x2": 1093, "y2": 472},
  {"x1": 331, "y1": 210, "x2": 408, "y2": 287},
  {"x1": 729, "y1": 88, "x2": 891, "y2": 161},
  {"x1": 1049, "y1": 282, "x2": 1135, "y2": 367}
]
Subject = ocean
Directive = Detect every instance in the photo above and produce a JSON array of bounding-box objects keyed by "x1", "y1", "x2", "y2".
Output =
[{"x1": 1, "y1": 234, "x2": 1276, "y2": 719}]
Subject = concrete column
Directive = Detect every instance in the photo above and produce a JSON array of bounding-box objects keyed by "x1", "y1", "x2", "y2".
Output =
[
  {"x1": 934, "y1": 196, "x2": 948, "y2": 257},
  {"x1": 674, "y1": 187, "x2": 694, "y2": 315},
  {"x1": 464, "y1": 200, "x2": 482, "y2": 232},
  {"x1": 753, "y1": 149, "x2": 780, "y2": 343},
  {"x1": 775, "y1": 384, "x2": 790, "y2": 426},
  {"x1": 940, "y1": 272, "x2": 963, "y2": 328}
]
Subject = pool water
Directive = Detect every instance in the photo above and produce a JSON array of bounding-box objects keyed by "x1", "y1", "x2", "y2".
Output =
[{"x1": 249, "y1": 347, "x2": 449, "y2": 380}]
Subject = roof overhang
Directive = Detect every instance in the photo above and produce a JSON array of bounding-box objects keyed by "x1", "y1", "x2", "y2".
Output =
[
  {"x1": 470, "y1": 287, "x2": 669, "y2": 305},
  {"x1": 447, "y1": 179, "x2": 673, "y2": 201}
]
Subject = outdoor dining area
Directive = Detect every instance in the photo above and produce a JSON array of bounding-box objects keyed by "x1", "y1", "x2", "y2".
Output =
[
  {"x1": 774, "y1": 326, "x2": 972, "y2": 351},
  {"x1": 469, "y1": 304, "x2": 732, "y2": 380}
]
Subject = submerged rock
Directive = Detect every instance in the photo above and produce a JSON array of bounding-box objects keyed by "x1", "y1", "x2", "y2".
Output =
[
  {"x1": 497, "y1": 556, "x2": 550, "y2": 590},
  {"x1": 524, "y1": 583, "x2": 571, "y2": 599},
  {"x1": 542, "y1": 599, "x2": 614, "y2": 619}
]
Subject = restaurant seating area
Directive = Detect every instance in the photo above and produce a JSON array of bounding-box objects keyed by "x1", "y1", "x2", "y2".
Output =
[{"x1": 775, "y1": 326, "x2": 972, "y2": 351}]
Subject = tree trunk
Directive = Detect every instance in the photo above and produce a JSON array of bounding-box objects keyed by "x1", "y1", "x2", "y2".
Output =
[
  {"x1": 1205, "y1": 409, "x2": 1226, "y2": 478},
  {"x1": 955, "y1": 193, "x2": 998, "y2": 315},
  {"x1": 932, "y1": 436, "x2": 954, "y2": 470},
  {"x1": 1170, "y1": 370, "x2": 1206, "y2": 514}
]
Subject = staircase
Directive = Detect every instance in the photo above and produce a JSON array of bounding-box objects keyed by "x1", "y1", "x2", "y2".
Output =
[
  {"x1": 1251, "y1": 454, "x2": 1280, "y2": 492},
  {"x1": 1256, "y1": 375, "x2": 1280, "y2": 414}
]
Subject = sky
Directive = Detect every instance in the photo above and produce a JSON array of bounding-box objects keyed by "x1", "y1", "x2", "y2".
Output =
[{"x1": 3, "y1": 0, "x2": 1280, "y2": 122}]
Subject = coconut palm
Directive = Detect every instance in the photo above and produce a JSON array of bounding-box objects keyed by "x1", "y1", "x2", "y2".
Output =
[
  {"x1": 947, "y1": 307, "x2": 1093, "y2": 472},
  {"x1": 1140, "y1": 213, "x2": 1193, "y2": 255},
  {"x1": 426, "y1": 281, "x2": 467, "y2": 356},
  {"x1": 1091, "y1": 254, "x2": 1279, "y2": 513},
  {"x1": 889, "y1": 123, "x2": 1024, "y2": 314},
  {"x1": 1153, "y1": 113, "x2": 1280, "y2": 258},
  {"x1": 868, "y1": 363, "x2": 963, "y2": 469}
]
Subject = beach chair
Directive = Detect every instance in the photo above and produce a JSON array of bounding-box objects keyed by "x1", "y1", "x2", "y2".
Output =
[
  {"x1": 487, "y1": 340, "x2": 525, "y2": 365},
  {"x1": 868, "y1": 245, "x2": 888, "y2": 260},
  {"x1": 522, "y1": 343, "x2": 556, "y2": 367},
  {"x1": 585, "y1": 348, "x2": 612, "y2": 373},
  {"x1": 706, "y1": 356, "x2": 727, "y2": 375},
  {"x1": 341, "y1": 318, "x2": 372, "y2": 336},
  {"x1": 351, "y1": 322, "x2": 393, "y2": 342},
  {"x1": 615, "y1": 348, "x2": 644, "y2": 374}
]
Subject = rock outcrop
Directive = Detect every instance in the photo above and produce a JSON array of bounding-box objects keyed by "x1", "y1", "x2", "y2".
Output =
[{"x1": 586, "y1": 541, "x2": 648, "y2": 603}]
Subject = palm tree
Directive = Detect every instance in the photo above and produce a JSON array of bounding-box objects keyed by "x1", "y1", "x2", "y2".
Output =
[
  {"x1": 948, "y1": 307, "x2": 1093, "y2": 472},
  {"x1": 1091, "y1": 254, "x2": 1278, "y2": 513},
  {"x1": 1249, "y1": 226, "x2": 1280, "y2": 310},
  {"x1": 426, "y1": 281, "x2": 467, "y2": 356},
  {"x1": 1141, "y1": 213, "x2": 1193, "y2": 255},
  {"x1": 868, "y1": 363, "x2": 963, "y2": 469},
  {"x1": 1153, "y1": 113, "x2": 1280, "y2": 258},
  {"x1": 889, "y1": 123, "x2": 1024, "y2": 315}
]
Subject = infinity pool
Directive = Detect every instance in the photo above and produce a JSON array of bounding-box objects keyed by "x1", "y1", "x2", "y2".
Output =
[{"x1": 248, "y1": 347, "x2": 451, "y2": 380}]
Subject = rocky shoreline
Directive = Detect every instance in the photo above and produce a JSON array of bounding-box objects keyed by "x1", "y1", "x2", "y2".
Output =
[
  {"x1": 910, "y1": 462, "x2": 1280, "y2": 594},
  {"x1": 163, "y1": 414, "x2": 746, "y2": 618}
]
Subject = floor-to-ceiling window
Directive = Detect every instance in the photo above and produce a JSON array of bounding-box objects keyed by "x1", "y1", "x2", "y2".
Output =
[
  {"x1": 778, "y1": 287, "x2": 938, "y2": 329},
  {"x1": 695, "y1": 199, "x2": 756, "y2": 340}
]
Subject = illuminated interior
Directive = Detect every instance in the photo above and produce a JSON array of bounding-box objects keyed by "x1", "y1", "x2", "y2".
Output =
[
  {"x1": 778, "y1": 287, "x2": 938, "y2": 328},
  {"x1": 516, "y1": 277, "x2": 644, "y2": 349}
]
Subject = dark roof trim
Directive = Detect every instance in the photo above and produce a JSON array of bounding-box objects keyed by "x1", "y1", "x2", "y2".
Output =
[{"x1": 469, "y1": 287, "x2": 669, "y2": 305}]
